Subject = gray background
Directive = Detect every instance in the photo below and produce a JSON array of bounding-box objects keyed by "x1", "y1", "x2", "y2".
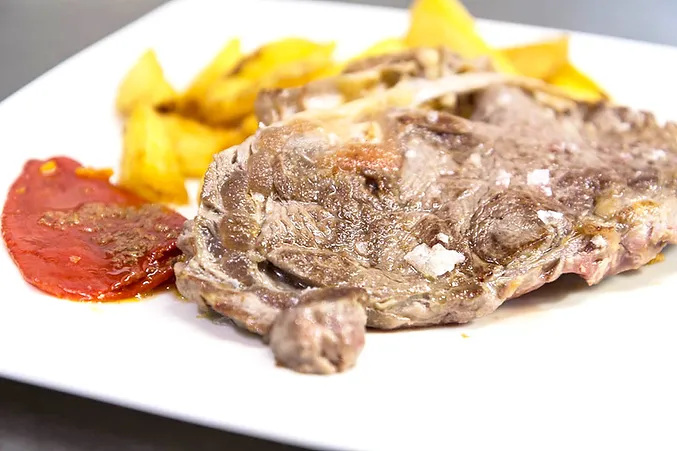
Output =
[{"x1": 0, "y1": 0, "x2": 675, "y2": 450}]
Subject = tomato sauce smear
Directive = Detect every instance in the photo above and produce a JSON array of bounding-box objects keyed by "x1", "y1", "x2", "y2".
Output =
[{"x1": 2, "y1": 157, "x2": 186, "y2": 301}]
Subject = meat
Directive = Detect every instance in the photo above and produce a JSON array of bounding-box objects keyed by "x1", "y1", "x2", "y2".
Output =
[
  {"x1": 255, "y1": 47, "x2": 493, "y2": 125},
  {"x1": 176, "y1": 52, "x2": 677, "y2": 374},
  {"x1": 269, "y1": 288, "x2": 368, "y2": 374}
]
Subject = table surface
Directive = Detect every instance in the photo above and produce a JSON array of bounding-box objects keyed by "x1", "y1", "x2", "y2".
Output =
[{"x1": 1, "y1": 0, "x2": 675, "y2": 450}]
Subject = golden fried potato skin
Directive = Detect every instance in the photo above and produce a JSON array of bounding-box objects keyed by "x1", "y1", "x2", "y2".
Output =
[
  {"x1": 184, "y1": 38, "x2": 336, "y2": 126},
  {"x1": 165, "y1": 115, "x2": 244, "y2": 178},
  {"x1": 502, "y1": 37, "x2": 608, "y2": 101},
  {"x1": 406, "y1": 0, "x2": 516, "y2": 73},
  {"x1": 116, "y1": 50, "x2": 177, "y2": 116},
  {"x1": 120, "y1": 106, "x2": 187, "y2": 204}
]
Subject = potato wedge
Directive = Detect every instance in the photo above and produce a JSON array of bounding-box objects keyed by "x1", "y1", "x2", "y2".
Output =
[
  {"x1": 312, "y1": 63, "x2": 345, "y2": 79},
  {"x1": 165, "y1": 114, "x2": 244, "y2": 178},
  {"x1": 355, "y1": 38, "x2": 407, "y2": 59},
  {"x1": 181, "y1": 39, "x2": 243, "y2": 111},
  {"x1": 193, "y1": 39, "x2": 337, "y2": 125},
  {"x1": 266, "y1": 56, "x2": 337, "y2": 89},
  {"x1": 405, "y1": 0, "x2": 516, "y2": 73},
  {"x1": 241, "y1": 114, "x2": 260, "y2": 137},
  {"x1": 501, "y1": 36, "x2": 570, "y2": 80},
  {"x1": 116, "y1": 50, "x2": 177, "y2": 116},
  {"x1": 547, "y1": 62, "x2": 609, "y2": 102},
  {"x1": 120, "y1": 106, "x2": 187, "y2": 204},
  {"x1": 195, "y1": 77, "x2": 260, "y2": 125},
  {"x1": 235, "y1": 38, "x2": 335, "y2": 80}
]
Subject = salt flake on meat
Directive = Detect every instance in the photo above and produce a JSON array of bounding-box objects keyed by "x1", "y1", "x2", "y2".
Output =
[
  {"x1": 528, "y1": 169, "x2": 552, "y2": 196},
  {"x1": 496, "y1": 169, "x2": 511, "y2": 187},
  {"x1": 404, "y1": 243, "x2": 465, "y2": 278}
]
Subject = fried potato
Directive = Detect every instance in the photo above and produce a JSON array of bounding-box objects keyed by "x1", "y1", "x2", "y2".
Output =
[
  {"x1": 241, "y1": 114, "x2": 260, "y2": 137},
  {"x1": 116, "y1": 50, "x2": 177, "y2": 116},
  {"x1": 547, "y1": 62, "x2": 609, "y2": 102},
  {"x1": 267, "y1": 54, "x2": 336, "y2": 89},
  {"x1": 354, "y1": 38, "x2": 407, "y2": 59},
  {"x1": 235, "y1": 38, "x2": 335, "y2": 80},
  {"x1": 193, "y1": 39, "x2": 336, "y2": 125},
  {"x1": 164, "y1": 114, "x2": 244, "y2": 178},
  {"x1": 120, "y1": 106, "x2": 187, "y2": 204},
  {"x1": 181, "y1": 39, "x2": 243, "y2": 112},
  {"x1": 195, "y1": 77, "x2": 259, "y2": 125},
  {"x1": 311, "y1": 63, "x2": 345, "y2": 79},
  {"x1": 501, "y1": 36, "x2": 570, "y2": 80},
  {"x1": 405, "y1": 0, "x2": 516, "y2": 73}
]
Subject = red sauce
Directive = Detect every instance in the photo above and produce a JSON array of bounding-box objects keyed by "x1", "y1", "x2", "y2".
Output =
[{"x1": 2, "y1": 157, "x2": 186, "y2": 301}]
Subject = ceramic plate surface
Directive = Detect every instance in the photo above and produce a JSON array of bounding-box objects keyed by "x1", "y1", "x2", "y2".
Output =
[{"x1": 1, "y1": 1, "x2": 676, "y2": 450}]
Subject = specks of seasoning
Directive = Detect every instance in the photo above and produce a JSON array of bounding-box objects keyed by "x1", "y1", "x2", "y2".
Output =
[
  {"x1": 38, "y1": 203, "x2": 180, "y2": 270},
  {"x1": 69, "y1": 255, "x2": 81, "y2": 264},
  {"x1": 154, "y1": 223, "x2": 170, "y2": 233},
  {"x1": 15, "y1": 186, "x2": 26, "y2": 194},
  {"x1": 39, "y1": 160, "x2": 57, "y2": 176}
]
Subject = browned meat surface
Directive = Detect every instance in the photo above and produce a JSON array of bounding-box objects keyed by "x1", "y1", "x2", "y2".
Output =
[
  {"x1": 269, "y1": 288, "x2": 368, "y2": 374},
  {"x1": 255, "y1": 47, "x2": 492, "y2": 125},
  {"x1": 176, "y1": 51, "x2": 677, "y2": 374}
]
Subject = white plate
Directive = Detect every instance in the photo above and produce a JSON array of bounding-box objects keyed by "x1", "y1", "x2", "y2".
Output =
[{"x1": 1, "y1": 1, "x2": 677, "y2": 450}]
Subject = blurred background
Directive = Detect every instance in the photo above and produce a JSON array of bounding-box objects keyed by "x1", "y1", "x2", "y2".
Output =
[
  {"x1": 1, "y1": 0, "x2": 676, "y2": 102},
  {"x1": 0, "y1": 0, "x2": 675, "y2": 450}
]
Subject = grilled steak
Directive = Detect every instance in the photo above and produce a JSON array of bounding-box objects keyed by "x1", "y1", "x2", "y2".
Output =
[{"x1": 176, "y1": 52, "x2": 677, "y2": 374}]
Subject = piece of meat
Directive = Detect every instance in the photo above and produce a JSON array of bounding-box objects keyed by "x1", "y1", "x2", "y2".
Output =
[
  {"x1": 255, "y1": 47, "x2": 493, "y2": 125},
  {"x1": 269, "y1": 288, "x2": 368, "y2": 374},
  {"x1": 177, "y1": 56, "x2": 677, "y2": 374}
]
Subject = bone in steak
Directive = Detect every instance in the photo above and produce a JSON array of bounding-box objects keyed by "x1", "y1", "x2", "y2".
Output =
[{"x1": 176, "y1": 50, "x2": 677, "y2": 374}]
